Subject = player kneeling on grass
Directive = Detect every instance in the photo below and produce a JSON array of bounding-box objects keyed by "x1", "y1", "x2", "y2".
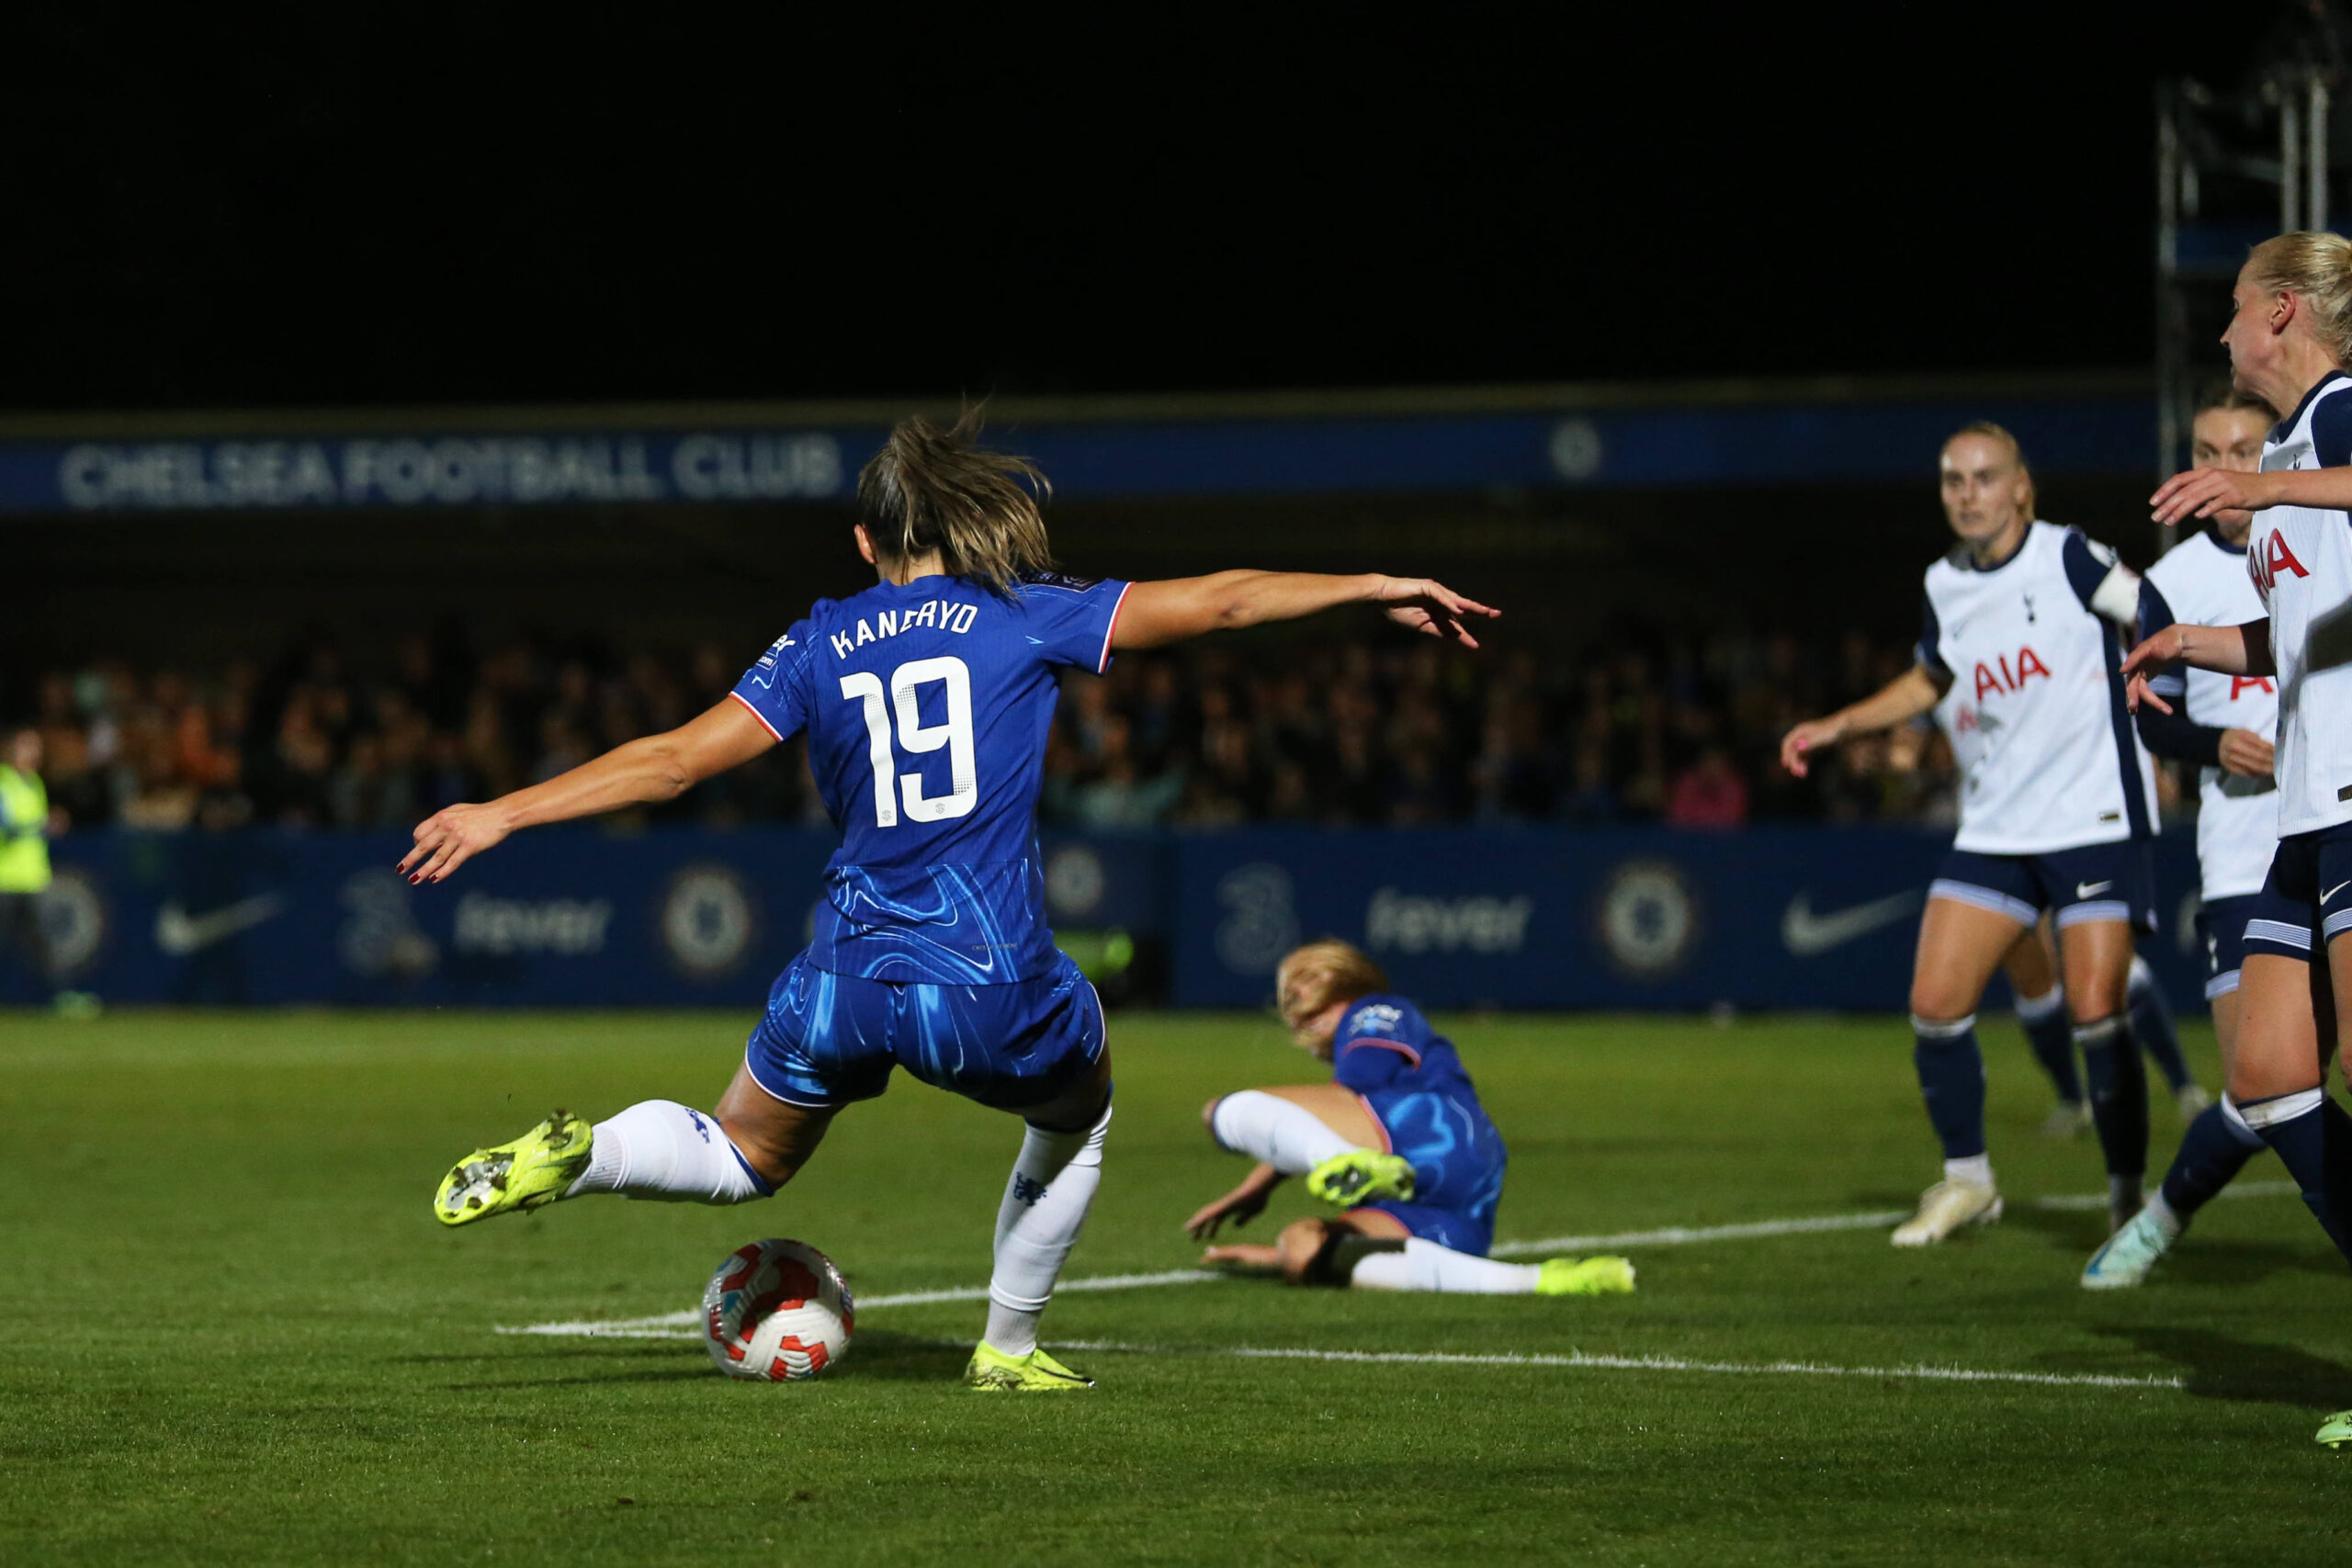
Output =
[{"x1": 1183, "y1": 940, "x2": 1633, "y2": 1297}]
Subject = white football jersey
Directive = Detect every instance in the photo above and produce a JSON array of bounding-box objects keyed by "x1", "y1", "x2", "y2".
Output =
[
  {"x1": 2145, "y1": 528, "x2": 2278, "y2": 898},
  {"x1": 1919, "y1": 520, "x2": 2158, "y2": 854},
  {"x1": 2252, "y1": 370, "x2": 2352, "y2": 837}
]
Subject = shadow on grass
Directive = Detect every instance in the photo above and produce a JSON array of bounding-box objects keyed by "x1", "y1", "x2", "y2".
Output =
[
  {"x1": 390, "y1": 1342, "x2": 690, "y2": 1366},
  {"x1": 2094, "y1": 1324, "x2": 2352, "y2": 1409},
  {"x1": 432, "y1": 1331, "x2": 969, "y2": 1390}
]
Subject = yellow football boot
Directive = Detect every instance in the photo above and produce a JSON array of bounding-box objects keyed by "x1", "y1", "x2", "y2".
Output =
[
  {"x1": 434, "y1": 1110, "x2": 594, "y2": 1227},
  {"x1": 964, "y1": 1343, "x2": 1095, "y2": 1391},
  {"x1": 1537, "y1": 1256, "x2": 1636, "y2": 1296}
]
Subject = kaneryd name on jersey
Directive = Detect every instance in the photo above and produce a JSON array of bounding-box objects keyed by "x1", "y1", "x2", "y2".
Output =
[{"x1": 827, "y1": 600, "x2": 979, "y2": 659}]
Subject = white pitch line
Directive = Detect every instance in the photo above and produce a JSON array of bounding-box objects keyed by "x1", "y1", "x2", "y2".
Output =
[
  {"x1": 497, "y1": 1268, "x2": 1220, "y2": 1337},
  {"x1": 1491, "y1": 1212, "x2": 1906, "y2": 1256},
  {"x1": 2029, "y1": 1179, "x2": 2297, "y2": 1213},
  {"x1": 1493, "y1": 1179, "x2": 2303, "y2": 1255},
  {"x1": 498, "y1": 1182, "x2": 2309, "y2": 1339},
  {"x1": 1053, "y1": 1341, "x2": 2183, "y2": 1392}
]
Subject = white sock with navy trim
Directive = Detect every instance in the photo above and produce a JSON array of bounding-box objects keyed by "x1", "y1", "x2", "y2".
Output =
[
  {"x1": 562, "y1": 1100, "x2": 771, "y2": 1202},
  {"x1": 983, "y1": 1104, "x2": 1113, "y2": 1357}
]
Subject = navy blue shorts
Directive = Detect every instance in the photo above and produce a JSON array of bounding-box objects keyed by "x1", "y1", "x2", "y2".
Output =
[
  {"x1": 744, "y1": 950, "x2": 1105, "y2": 1113},
  {"x1": 1930, "y1": 840, "x2": 2157, "y2": 935},
  {"x1": 2242, "y1": 823, "x2": 2352, "y2": 964},
  {"x1": 2196, "y1": 894, "x2": 2258, "y2": 1000},
  {"x1": 1352, "y1": 1199, "x2": 1495, "y2": 1258}
]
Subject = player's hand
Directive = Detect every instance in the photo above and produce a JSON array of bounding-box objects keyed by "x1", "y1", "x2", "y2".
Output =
[
  {"x1": 1184, "y1": 1186, "x2": 1270, "y2": 1240},
  {"x1": 1375, "y1": 578, "x2": 1499, "y2": 649},
  {"x1": 2150, "y1": 468, "x2": 2281, "y2": 528},
  {"x1": 2124, "y1": 674, "x2": 2172, "y2": 715},
  {"x1": 1778, "y1": 717, "x2": 1843, "y2": 777},
  {"x1": 399, "y1": 801, "x2": 514, "y2": 885},
  {"x1": 2219, "y1": 727, "x2": 2275, "y2": 778}
]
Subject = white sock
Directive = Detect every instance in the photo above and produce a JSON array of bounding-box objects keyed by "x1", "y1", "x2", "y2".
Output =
[
  {"x1": 982, "y1": 1104, "x2": 1112, "y2": 1357},
  {"x1": 2142, "y1": 1190, "x2": 2183, "y2": 1239},
  {"x1": 1208, "y1": 1089, "x2": 1359, "y2": 1174},
  {"x1": 1348, "y1": 1236, "x2": 1541, "y2": 1294},
  {"x1": 561, "y1": 1100, "x2": 770, "y2": 1203},
  {"x1": 2015, "y1": 985, "x2": 2064, "y2": 1023},
  {"x1": 1943, "y1": 1154, "x2": 1994, "y2": 1188}
]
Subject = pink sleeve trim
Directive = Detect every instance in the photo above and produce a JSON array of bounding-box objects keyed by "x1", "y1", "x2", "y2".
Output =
[
  {"x1": 1342, "y1": 1038, "x2": 1422, "y2": 1068},
  {"x1": 1097, "y1": 581, "x2": 1135, "y2": 673},
  {"x1": 729, "y1": 689, "x2": 786, "y2": 741}
]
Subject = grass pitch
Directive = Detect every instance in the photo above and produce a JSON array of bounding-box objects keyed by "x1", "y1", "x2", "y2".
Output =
[{"x1": 3, "y1": 1007, "x2": 2348, "y2": 1565}]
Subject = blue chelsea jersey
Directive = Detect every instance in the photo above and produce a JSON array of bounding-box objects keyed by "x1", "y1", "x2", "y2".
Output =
[
  {"x1": 730, "y1": 570, "x2": 1132, "y2": 985},
  {"x1": 1329, "y1": 994, "x2": 1507, "y2": 1223}
]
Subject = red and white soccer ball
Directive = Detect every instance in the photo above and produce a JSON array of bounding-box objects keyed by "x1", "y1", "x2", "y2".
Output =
[{"x1": 701, "y1": 1238, "x2": 855, "y2": 1382}]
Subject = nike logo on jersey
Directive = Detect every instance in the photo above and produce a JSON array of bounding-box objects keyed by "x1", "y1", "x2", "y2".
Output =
[
  {"x1": 2325, "y1": 882, "x2": 2350, "y2": 905},
  {"x1": 2075, "y1": 881, "x2": 2113, "y2": 899},
  {"x1": 1781, "y1": 890, "x2": 1923, "y2": 956},
  {"x1": 154, "y1": 894, "x2": 287, "y2": 954}
]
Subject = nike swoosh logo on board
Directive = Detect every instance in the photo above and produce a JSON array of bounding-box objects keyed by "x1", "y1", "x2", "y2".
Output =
[
  {"x1": 2075, "y1": 881, "x2": 2113, "y2": 899},
  {"x1": 1781, "y1": 890, "x2": 1924, "y2": 956},
  {"x1": 155, "y1": 894, "x2": 287, "y2": 954}
]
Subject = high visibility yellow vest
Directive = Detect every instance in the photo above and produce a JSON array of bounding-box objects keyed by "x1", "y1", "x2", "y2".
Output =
[{"x1": 0, "y1": 765, "x2": 51, "y2": 893}]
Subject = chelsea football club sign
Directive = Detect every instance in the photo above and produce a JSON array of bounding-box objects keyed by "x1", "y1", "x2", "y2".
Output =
[{"x1": 34, "y1": 430, "x2": 854, "y2": 512}]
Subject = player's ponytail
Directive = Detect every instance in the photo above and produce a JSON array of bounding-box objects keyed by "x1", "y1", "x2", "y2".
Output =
[
  {"x1": 856, "y1": 411, "x2": 1056, "y2": 600},
  {"x1": 2247, "y1": 231, "x2": 2352, "y2": 367}
]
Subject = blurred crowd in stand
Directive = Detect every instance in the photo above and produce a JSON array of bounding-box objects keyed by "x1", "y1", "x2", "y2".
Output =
[{"x1": 10, "y1": 623, "x2": 2182, "y2": 836}]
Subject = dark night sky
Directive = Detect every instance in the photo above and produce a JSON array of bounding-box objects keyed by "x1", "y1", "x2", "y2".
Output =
[{"x1": 2, "y1": 3, "x2": 2303, "y2": 413}]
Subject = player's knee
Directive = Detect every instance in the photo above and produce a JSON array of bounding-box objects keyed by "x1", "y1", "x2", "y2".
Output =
[{"x1": 1907, "y1": 976, "x2": 1969, "y2": 1021}]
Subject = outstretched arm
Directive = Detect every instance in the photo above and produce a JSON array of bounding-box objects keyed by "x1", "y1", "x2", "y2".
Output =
[
  {"x1": 1778, "y1": 664, "x2": 1948, "y2": 778},
  {"x1": 398, "y1": 696, "x2": 779, "y2": 884},
  {"x1": 1113, "y1": 571, "x2": 1498, "y2": 651},
  {"x1": 2150, "y1": 467, "x2": 2352, "y2": 527},
  {"x1": 1185, "y1": 1161, "x2": 1285, "y2": 1240}
]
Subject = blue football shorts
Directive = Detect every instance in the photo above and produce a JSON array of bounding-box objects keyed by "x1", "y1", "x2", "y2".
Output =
[
  {"x1": 1929, "y1": 840, "x2": 2157, "y2": 934},
  {"x1": 2242, "y1": 822, "x2": 2352, "y2": 964},
  {"x1": 745, "y1": 949, "x2": 1105, "y2": 1114},
  {"x1": 2195, "y1": 893, "x2": 2258, "y2": 1000}
]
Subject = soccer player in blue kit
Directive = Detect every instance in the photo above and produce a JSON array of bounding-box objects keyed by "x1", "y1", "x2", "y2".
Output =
[
  {"x1": 411, "y1": 413, "x2": 1498, "y2": 1391},
  {"x1": 1185, "y1": 941, "x2": 1634, "y2": 1295}
]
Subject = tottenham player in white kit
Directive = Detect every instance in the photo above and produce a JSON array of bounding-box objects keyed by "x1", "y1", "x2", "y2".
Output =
[
  {"x1": 2083, "y1": 386, "x2": 2279, "y2": 1289},
  {"x1": 2134, "y1": 232, "x2": 2352, "y2": 1446},
  {"x1": 1782, "y1": 423, "x2": 2158, "y2": 1246}
]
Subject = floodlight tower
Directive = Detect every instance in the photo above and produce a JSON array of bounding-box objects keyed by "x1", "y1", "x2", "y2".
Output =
[{"x1": 2155, "y1": 4, "x2": 2350, "y2": 545}]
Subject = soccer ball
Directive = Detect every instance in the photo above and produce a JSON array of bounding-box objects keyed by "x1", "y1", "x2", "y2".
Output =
[{"x1": 701, "y1": 1238, "x2": 854, "y2": 1382}]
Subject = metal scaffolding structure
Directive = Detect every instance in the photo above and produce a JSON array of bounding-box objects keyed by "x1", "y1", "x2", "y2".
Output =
[{"x1": 2156, "y1": 4, "x2": 2349, "y2": 523}]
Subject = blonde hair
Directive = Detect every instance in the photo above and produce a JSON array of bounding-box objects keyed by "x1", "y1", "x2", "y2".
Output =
[
  {"x1": 1943, "y1": 420, "x2": 2036, "y2": 521},
  {"x1": 1274, "y1": 940, "x2": 1389, "y2": 1034},
  {"x1": 856, "y1": 410, "x2": 1056, "y2": 599},
  {"x1": 2246, "y1": 231, "x2": 2352, "y2": 366}
]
